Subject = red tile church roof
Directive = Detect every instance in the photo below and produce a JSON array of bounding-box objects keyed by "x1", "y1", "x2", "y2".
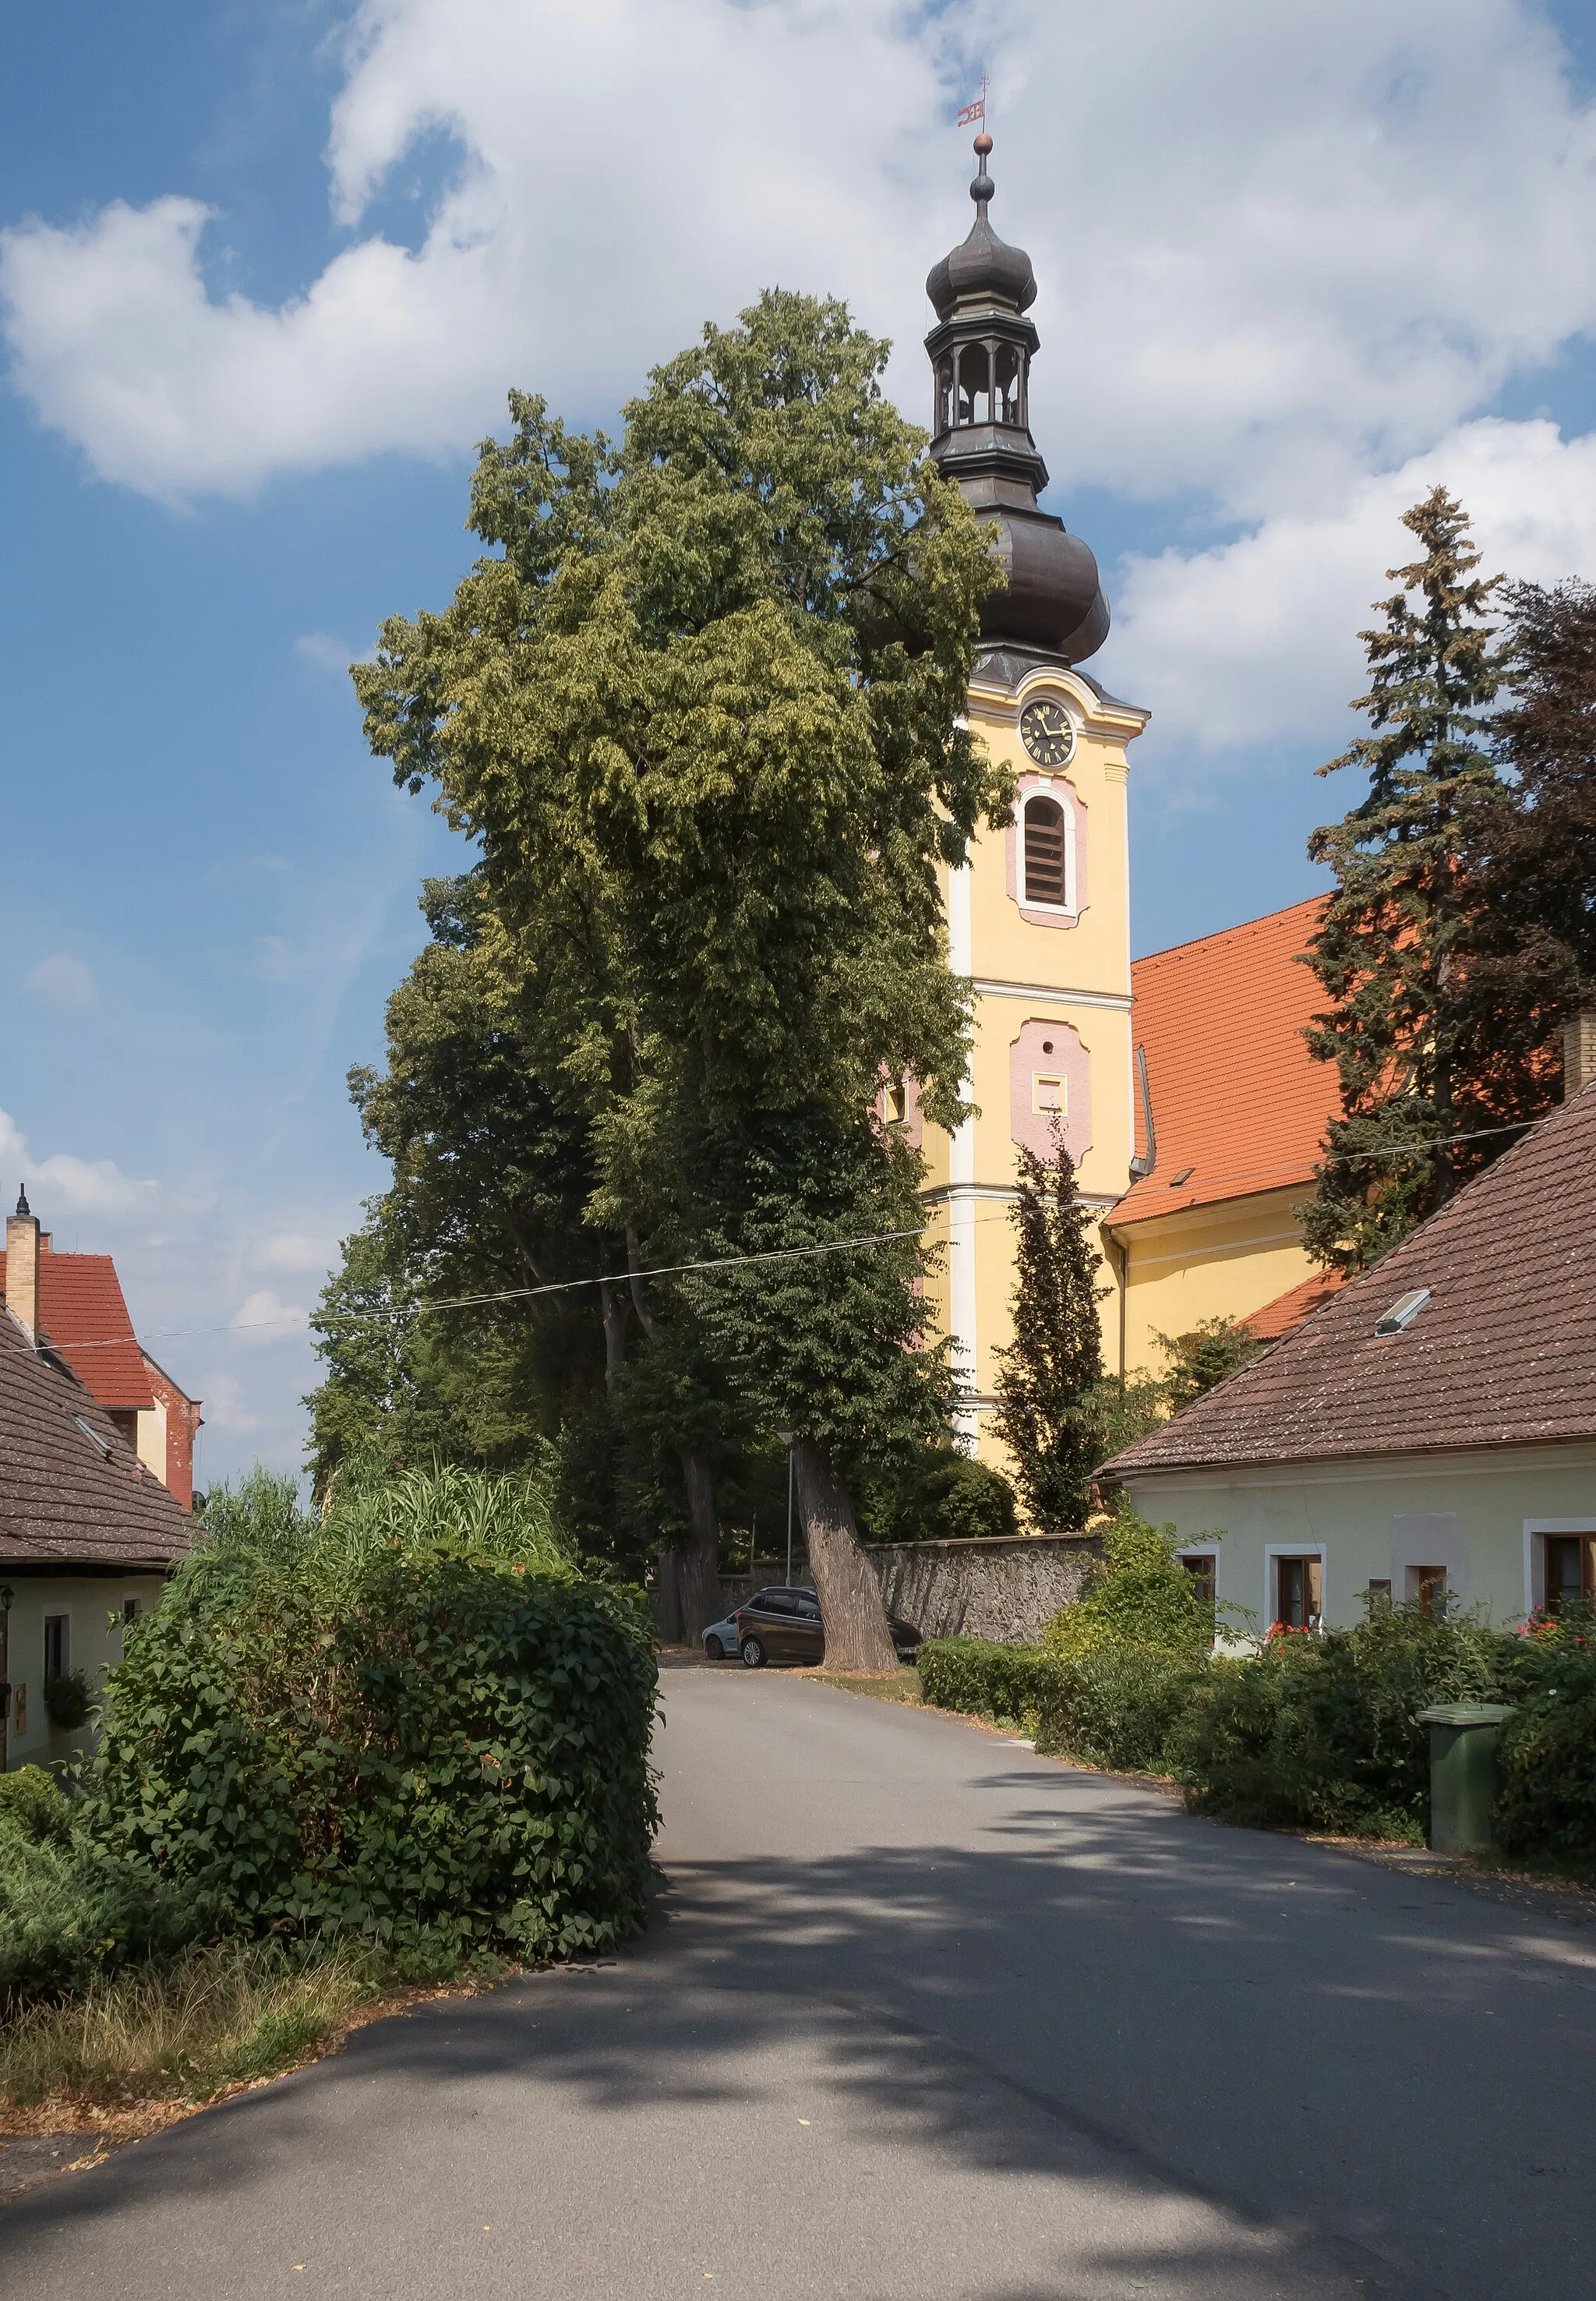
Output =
[{"x1": 1110, "y1": 896, "x2": 1336, "y2": 1228}]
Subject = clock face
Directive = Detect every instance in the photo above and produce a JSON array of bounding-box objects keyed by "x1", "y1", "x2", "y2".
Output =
[{"x1": 1020, "y1": 698, "x2": 1075, "y2": 767}]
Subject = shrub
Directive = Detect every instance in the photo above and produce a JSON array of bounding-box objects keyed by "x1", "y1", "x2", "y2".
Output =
[
  {"x1": 1493, "y1": 1609, "x2": 1596, "y2": 1865},
  {"x1": 1033, "y1": 1648, "x2": 1206, "y2": 1773},
  {"x1": 916, "y1": 1638, "x2": 1051, "y2": 1724},
  {"x1": 0, "y1": 1766, "x2": 72, "y2": 1847},
  {"x1": 1043, "y1": 1510, "x2": 1213, "y2": 1663},
  {"x1": 0, "y1": 1836, "x2": 207, "y2": 2013},
  {"x1": 43, "y1": 1670, "x2": 94, "y2": 1731},
  {"x1": 84, "y1": 1537, "x2": 656, "y2": 1963},
  {"x1": 856, "y1": 1447, "x2": 1019, "y2": 1545},
  {"x1": 1177, "y1": 1603, "x2": 1506, "y2": 1837}
]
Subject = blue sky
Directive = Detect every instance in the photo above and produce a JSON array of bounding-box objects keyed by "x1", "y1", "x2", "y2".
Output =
[{"x1": 2, "y1": 0, "x2": 1595, "y2": 1481}]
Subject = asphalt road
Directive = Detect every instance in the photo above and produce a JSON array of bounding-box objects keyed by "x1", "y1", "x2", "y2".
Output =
[{"x1": 5, "y1": 1670, "x2": 1596, "y2": 2300}]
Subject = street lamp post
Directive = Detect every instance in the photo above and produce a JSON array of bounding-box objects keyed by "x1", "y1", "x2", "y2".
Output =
[
  {"x1": 0, "y1": 1583, "x2": 14, "y2": 1776},
  {"x1": 777, "y1": 1432, "x2": 796, "y2": 1587}
]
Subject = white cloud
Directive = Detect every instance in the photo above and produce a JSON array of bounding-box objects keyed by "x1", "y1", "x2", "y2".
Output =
[
  {"x1": 2, "y1": 2, "x2": 1594, "y2": 511},
  {"x1": 254, "y1": 1232, "x2": 337, "y2": 1276},
  {"x1": 1109, "y1": 415, "x2": 1596, "y2": 759},
  {"x1": 25, "y1": 952, "x2": 94, "y2": 1006},
  {"x1": 198, "y1": 1370, "x2": 263, "y2": 1435},
  {"x1": 294, "y1": 631, "x2": 355, "y2": 673},
  {"x1": 0, "y1": 1105, "x2": 160, "y2": 1218},
  {"x1": 230, "y1": 1288, "x2": 310, "y2": 1345}
]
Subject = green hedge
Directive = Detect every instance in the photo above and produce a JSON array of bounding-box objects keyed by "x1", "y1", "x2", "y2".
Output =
[
  {"x1": 916, "y1": 1638, "x2": 1199, "y2": 1774},
  {"x1": 83, "y1": 1549, "x2": 659, "y2": 1964},
  {"x1": 915, "y1": 1638, "x2": 1053, "y2": 1724}
]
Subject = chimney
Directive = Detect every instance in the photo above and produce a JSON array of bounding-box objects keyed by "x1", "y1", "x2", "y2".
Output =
[
  {"x1": 5, "y1": 1186, "x2": 40, "y2": 1341},
  {"x1": 1566, "y1": 1009, "x2": 1596, "y2": 1101}
]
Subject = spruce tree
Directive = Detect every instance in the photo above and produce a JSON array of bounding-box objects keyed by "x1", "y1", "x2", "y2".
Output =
[
  {"x1": 1302, "y1": 486, "x2": 1511, "y2": 1272},
  {"x1": 992, "y1": 1127, "x2": 1105, "y2": 1532}
]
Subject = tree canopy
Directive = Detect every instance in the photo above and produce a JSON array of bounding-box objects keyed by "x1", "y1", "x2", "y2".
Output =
[{"x1": 329, "y1": 292, "x2": 1010, "y2": 1663}]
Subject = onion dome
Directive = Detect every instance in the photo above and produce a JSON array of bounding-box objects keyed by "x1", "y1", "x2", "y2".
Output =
[
  {"x1": 925, "y1": 136, "x2": 1037, "y2": 321},
  {"x1": 924, "y1": 136, "x2": 1108, "y2": 669}
]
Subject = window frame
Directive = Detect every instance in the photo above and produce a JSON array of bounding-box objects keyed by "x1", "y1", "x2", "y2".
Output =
[
  {"x1": 1265, "y1": 1544, "x2": 1325, "y2": 1632},
  {"x1": 1524, "y1": 1519, "x2": 1596, "y2": 1617},
  {"x1": 42, "y1": 1611, "x2": 71, "y2": 1682},
  {"x1": 1021, "y1": 793, "x2": 1072, "y2": 911}
]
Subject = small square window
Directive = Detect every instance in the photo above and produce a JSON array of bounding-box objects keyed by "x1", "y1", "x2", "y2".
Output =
[{"x1": 1032, "y1": 1073, "x2": 1066, "y2": 1115}]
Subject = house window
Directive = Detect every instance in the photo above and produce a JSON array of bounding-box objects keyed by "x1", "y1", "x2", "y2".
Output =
[
  {"x1": 1180, "y1": 1554, "x2": 1216, "y2": 1610},
  {"x1": 1367, "y1": 1579, "x2": 1393, "y2": 1615},
  {"x1": 122, "y1": 1596, "x2": 142, "y2": 1624},
  {"x1": 1032, "y1": 1073, "x2": 1066, "y2": 1115},
  {"x1": 1405, "y1": 1564, "x2": 1446, "y2": 1617},
  {"x1": 1543, "y1": 1536, "x2": 1594, "y2": 1614},
  {"x1": 1023, "y1": 797, "x2": 1068, "y2": 907},
  {"x1": 885, "y1": 1079, "x2": 908, "y2": 1126},
  {"x1": 43, "y1": 1614, "x2": 70, "y2": 1681},
  {"x1": 1274, "y1": 1556, "x2": 1322, "y2": 1631}
]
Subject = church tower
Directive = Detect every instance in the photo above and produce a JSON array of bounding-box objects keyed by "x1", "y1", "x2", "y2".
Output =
[{"x1": 908, "y1": 136, "x2": 1149, "y2": 1458}]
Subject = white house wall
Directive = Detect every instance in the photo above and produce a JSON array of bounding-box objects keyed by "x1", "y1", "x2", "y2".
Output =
[
  {"x1": 1125, "y1": 1442, "x2": 1596, "y2": 1634},
  {"x1": 3, "y1": 1572, "x2": 168, "y2": 1771}
]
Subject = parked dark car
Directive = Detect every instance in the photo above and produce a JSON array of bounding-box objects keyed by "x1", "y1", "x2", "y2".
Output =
[{"x1": 734, "y1": 1585, "x2": 920, "y2": 1669}]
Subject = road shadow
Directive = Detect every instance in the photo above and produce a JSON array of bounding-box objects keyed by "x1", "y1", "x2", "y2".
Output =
[{"x1": 5, "y1": 1709, "x2": 1592, "y2": 2299}]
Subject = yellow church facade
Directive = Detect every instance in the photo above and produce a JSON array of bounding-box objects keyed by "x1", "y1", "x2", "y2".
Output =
[{"x1": 912, "y1": 139, "x2": 1336, "y2": 1468}]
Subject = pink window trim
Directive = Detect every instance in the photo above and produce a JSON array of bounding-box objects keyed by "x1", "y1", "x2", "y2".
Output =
[
  {"x1": 1009, "y1": 1018, "x2": 1092, "y2": 1166},
  {"x1": 1005, "y1": 772, "x2": 1088, "y2": 928}
]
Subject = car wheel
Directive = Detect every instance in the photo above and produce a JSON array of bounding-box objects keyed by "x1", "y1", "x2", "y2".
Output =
[
  {"x1": 740, "y1": 1636, "x2": 767, "y2": 1668},
  {"x1": 704, "y1": 1635, "x2": 726, "y2": 1660}
]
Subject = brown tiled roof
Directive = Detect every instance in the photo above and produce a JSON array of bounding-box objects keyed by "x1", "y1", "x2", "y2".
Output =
[
  {"x1": 1103, "y1": 1082, "x2": 1596, "y2": 1476},
  {"x1": 1111, "y1": 896, "x2": 1335, "y2": 1227},
  {"x1": 0, "y1": 1313, "x2": 191, "y2": 1571},
  {"x1": 0, "y1": 1245, "x2": 155, "y2": 1409},
  {"x1": 1243, "y1": 1267, "x2": 1347, "y2": 1341}
]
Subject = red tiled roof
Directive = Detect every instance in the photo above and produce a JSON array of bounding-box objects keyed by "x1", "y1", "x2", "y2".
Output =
[
  {"x1": 0, "y1": 1246, "x2": 155, "y2": 1409},
  {"x1": 0, "y1": 1314, "x2": 190, "y2": 1569},
  {"x1": 1243, "y1": 1268, "x2": 1347, "y2": 1341},
  {"x1": 1110, "y1": 896, "x2": 1336, "y2": 1227},
  {"x1": 1103, "y1": 1081, "x2": 1596, "y2": 1476}
]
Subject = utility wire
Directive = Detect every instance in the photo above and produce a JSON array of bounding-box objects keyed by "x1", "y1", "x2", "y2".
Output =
[{"x1": 38, "y1": 1108, "x2": 1552, "y2": 1356}]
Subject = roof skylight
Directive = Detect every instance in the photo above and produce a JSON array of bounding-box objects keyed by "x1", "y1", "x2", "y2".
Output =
[
  {"x1": 1375, "y1": 1288, "x2": 1432, "y2": 1336},
  {"x1": 72, "y1": 1414, "x2": 113, "y2": 1459}
]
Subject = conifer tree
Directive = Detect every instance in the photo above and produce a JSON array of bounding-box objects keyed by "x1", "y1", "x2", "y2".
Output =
[
  {"x1": 992, "y1": 1127, "x2": 1105, "y2": 1532},
  {"x1": 1302, "y1": 486, "x2": 1511, "y2": 1272}
]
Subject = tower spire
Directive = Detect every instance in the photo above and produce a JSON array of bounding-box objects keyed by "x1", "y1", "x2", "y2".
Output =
[{"x1": 924, "y1": 136, "x2": 1108, "y2": 668}]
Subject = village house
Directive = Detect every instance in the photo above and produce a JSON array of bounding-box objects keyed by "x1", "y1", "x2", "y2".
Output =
[
  {"x1": 0, "y1": 1193, "x2": 202, "y2": 1506},
  {"x1": 0, "y1": 1191, "x2": 191, "y2": 1771},
  {"x1": 1100, "y1": 1031, "x2": 1596, "y2": 1633}
]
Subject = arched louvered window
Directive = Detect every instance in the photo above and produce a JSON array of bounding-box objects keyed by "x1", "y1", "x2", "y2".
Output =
[{"x1": 1023, "y1": 795, "x2": 1068, "y2": 907}]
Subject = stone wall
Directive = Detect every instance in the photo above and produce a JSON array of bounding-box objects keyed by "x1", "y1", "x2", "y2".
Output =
[
  {"x1": 867, "y1": 1534, "x2": 1099, "y2": 1644},
  {"x1": 711, "y1": 1533, "x2": 1099, "y2": 1645}
]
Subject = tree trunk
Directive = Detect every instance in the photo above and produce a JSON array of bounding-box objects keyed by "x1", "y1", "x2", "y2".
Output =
[
  {"x1": 653, "y1": 1547, "x2": 684, "y2": 1645},
  {"x1": 1432, "y1": 1041, "x2": 1455, "y2": 1209},
  {"x1": 675, "y1": 1448, "x2": 723, "y2": 1642},
  {"x1": 792, "y1": 1438, "x2": 899, "y2": 1673},
  {"x1": 598, "y1": 1278, "x2": 628, "y2": 1395}
]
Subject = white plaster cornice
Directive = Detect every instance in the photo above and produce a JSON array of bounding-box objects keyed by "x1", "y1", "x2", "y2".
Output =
[{"x1": 971, "y1": 977, "x2": 1132, "y2": 1010}]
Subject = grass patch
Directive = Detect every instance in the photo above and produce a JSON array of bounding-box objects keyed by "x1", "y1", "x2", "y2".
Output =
[
  {"x1": 803, "y1": 1667, "x2": 923, "y2": 1704},
  {"x1": 0, "y1": 1940, "x2": 380, "y2": 2120}
]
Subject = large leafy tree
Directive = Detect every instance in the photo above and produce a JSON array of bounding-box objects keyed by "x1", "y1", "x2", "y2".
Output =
[
  {"x1": 1302, "y1": 487, "x2": 1512, "y2": 1272},
  {"x1": 351, "y1": 292, "x2": 1006, "y2": 1667},
  {"x1": 992, "y1": 1127, "x2": 1105, "y2": 1532}
]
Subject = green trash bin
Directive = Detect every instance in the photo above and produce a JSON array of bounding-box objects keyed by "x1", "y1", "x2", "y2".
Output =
[{"x1": 1416, "y1": 1702, "x2": 1517, "y2": 1856}]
